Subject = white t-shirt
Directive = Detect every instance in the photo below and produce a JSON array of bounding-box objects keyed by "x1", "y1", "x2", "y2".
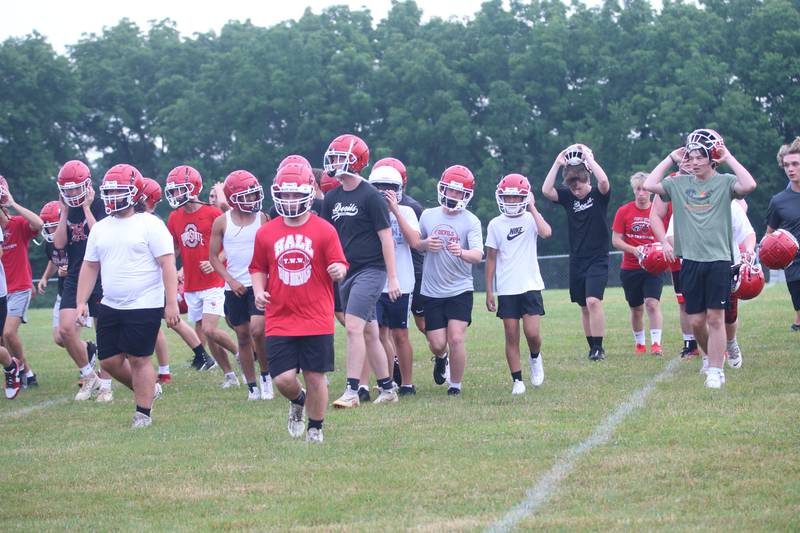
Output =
[
  {"x1": 385, "y1": 205, "x2": 419, "y2": 294},
  {"x1": 223, "y1": 210, "x2": 261, "y2": 288},
  {"x1": 84, "y1": 212, "x2": 174, "y2": 310},
  {"x1": 486, "y1": 212, "x2": 544, "y2": 294},
  {"x1": 667, "y1": 200, "x2": 754, "y2": 263}
]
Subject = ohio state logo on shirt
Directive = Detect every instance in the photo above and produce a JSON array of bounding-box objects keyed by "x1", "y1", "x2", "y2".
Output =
[
  {"x1": 274, "y1": 234, "x2": 315, "y2": 286},
  {"x1": 431, "y1": 224, "x2": 459, "y2": 244},
  {"x1": 69, "y1": 221, "x2": 88, "y2": 243},
  {"x1": 181, "y1": 223, "x2": 204, "y2": 248}
]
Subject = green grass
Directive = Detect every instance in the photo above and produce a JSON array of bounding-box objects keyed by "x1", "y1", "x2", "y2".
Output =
[{"x1": 3, "y1": 286, "x2": 799, "y2": 532}]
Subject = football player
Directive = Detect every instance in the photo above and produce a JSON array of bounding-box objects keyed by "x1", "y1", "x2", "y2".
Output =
[{"x1": 1, "y1": 226, "x2": 24, "y2": 399}]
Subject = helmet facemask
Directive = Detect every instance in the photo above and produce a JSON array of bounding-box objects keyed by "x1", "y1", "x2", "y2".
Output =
[
  {"x1": 229, "y1": 185, "x2": 264, "y2": 213},
  {"x1": 271, "y1": 183, "x2": 314, "y2": 218}
]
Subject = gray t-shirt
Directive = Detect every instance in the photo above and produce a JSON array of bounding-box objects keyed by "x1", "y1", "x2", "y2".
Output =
[{"x1": 419, "y1": 207, "x2": 483, "y2": 298}]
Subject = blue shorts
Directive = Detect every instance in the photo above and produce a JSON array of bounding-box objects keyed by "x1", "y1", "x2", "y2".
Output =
[{"x1": 375, "y1": 293, "x2": 411, "y2": 329}]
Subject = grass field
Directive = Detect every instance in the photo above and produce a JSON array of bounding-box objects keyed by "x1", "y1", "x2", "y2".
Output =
[{"x1": 2, "y1": 285, "x2": 799, "y2": 532}]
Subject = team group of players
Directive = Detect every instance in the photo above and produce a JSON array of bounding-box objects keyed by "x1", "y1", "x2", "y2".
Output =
[{"x1": 1, "y1": 131, "x2": 799, "y2": 442}]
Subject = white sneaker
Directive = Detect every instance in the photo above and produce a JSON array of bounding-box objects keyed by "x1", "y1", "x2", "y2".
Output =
[
  {"x1": 700, "y1": 356, "x2": 709, "y2": 375},
  {"x1": 95, "y1": 387, "x2": 113, "y2": 403},
  {"x1": 247, "y1": 388, "x2": 261, "y2": 401},
  {"x1": 287, "y1": 400, "x2": 305, "y2": 438},
  {"x1": 704, "y1": 369, "x2": 723, "y2": 389},
  {"x1": 306, "y1": 427, "x2": 324, "y2": 443},
  {"x1": 726, "y1": 341, "x2": 742, "y2": 369},
  {"x1": 511, "y1": 380, "x2": 526, "y2": 395},
  {"x1": 530, "y1": 355, "x2": 544, "y2": 387},
  {"x1": 332, "y1": 387, "x2": 360, "y2": 409},
  {"x1": 132, "y1": 411, "x2": 152, "y2": 428},
  {"x1": 260, "y1": 376, "x2": 274, "y2": 400},
  {"x1": 372, "y1": 388, "x2": 399, "y2": 404},
  {"x1": 221, "y1": 373, "x2": 240, "y2": 389},
  {"x1": 75, "y1": 373, "x2": 101, "y2": 401},
  {"x1": 153, "y1": 382, "x2": 163, "y2": 401}
]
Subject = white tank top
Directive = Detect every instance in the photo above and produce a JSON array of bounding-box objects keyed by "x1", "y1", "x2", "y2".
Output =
[{"x1": 223, "y1": 210, "x2": 261, "y2": 287}]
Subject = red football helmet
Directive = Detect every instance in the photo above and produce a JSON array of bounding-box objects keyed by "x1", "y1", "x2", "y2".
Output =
[
  {"x1": 563, "y1": 145, "x2": 588, "y2": 167},
  {"x1": 368, "y1": 166, "x2": 403, "y2": 202},
  {"x1": 39, "y1": 201, "x2": 62, "y2": 243},
  {"x1": 638, "y1": 242, "x2": 674, "y2": 274},
  {"x1": 278, "y1": 154, "x2": 312, "y2": 171},
  {"x1": 731, "y1": 261, "x2": 765, "y2": 300},
  {"x1": 438, "y1": 165, "x2": 475, "y2": 211},
  {"x1": 224, "y1": 170, "x2": 263, "y2": 213},
  {"x1": 100, "y1": 164, "x2": 144, "y2": 214},
  {"x1": 0, "y1": 175, "x2": 9, "y2": 206},
  {"x1": 319, "y1": 174, "x2": 341, "y2": 194},
  {"x1": 373, "y1": 157, "x2": 407, "y2": 189},
  {"x1": 759, "y1": 229, "x2": 799, "y2": 269},
  {"x1": 57, "y1": 160, "x2": 92, "y2": 207},
  {"x1": 496, "y1": 173, "x2": 531, "y2": 216},
  {"x1": 139, "y1": 177, "x2": 162, "y2": 211},
  {"x1": 165, "y1": 165, "x2": 203, "y2": 208},
  {"x1": 323, "y1": 134, "x2": 369, "y2": 178},
  {"x1": 271, "y1": 163, "x2": 315, "y2": 218}
]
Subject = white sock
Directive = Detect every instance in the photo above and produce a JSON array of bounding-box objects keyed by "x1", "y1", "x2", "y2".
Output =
[
  {"x1": 158, "y1": 365, "x2": 170, "y2": 375},
  {"x1": 99, "y1": 378, "x2": 112, "y2": 390},
  {"x1": 26, "y1": 369, "x2": 35, "y2": 378},
  {"x1": 633, "y1": 330, "x2": 645, "y2": 344},
  {"x1": 683, "y1": 333, "x2": 695, "y2": 341},
  {"x1": 79, "y1": 364, "x2": 94, "y2": 378},
  {"x1": 225, "y1": 372, "x2": 236, "y2": 379},
  {"x1": 449, "y1": 382, "x2": 462, "y2": 390},
  {"x1": 261, "y1": 374, "x2": 271, "y2": 384},
  {"x1": 650, "y1": 329, "x2": 662, "y2": 344}
]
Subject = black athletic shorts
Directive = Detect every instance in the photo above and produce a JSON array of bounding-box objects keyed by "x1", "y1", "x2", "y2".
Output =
[
  {"x1": 680, "y1": 260, "x2": 732, "y2": 315},
  {"x1": 788, "y1": 280, "x2": 800, "y2": 311},
  {"x1": 376, "y1": 293, "x2": 411, "y2": 329},
  {"x1": 266, "y1": 334, "x2": 334, "y2": 377},
  {"x1": 411, "y1": 273, "x2": 425, "y2": 317},
  {"x1": 569, "y1": 255, "x2": 609, "y2": 306},
  {"x1": 423, "y1": 291, "x2": 473, "y2": 331},
  {"x1": 671, "y1": 269, "x2": 685, "y2": 304},
  {"x1": 96, "y1": 304, "x2": 163, "y2": 360},
  {"x1": 333, "y1": 281, "x2": 343, "y2": 313},
  {"x1": 224, "y1": 287, "x2": 263, "y2": 327},
  {"x1": 620, "y1": 268, "x2": 664, "y2": 308},
  {"x1": 60, "y1": 275, "x2": 101, "y2": 317},
  {"x1": 496, "y1": 290, "x2": 545, "y2": 319}
]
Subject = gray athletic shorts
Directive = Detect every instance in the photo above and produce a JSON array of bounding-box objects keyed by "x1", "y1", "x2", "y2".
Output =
[
  {"x1": 7, "y1": 289, "x2": 32, "y2": 323},
  {"x1": 339, "y1": 267, "x2": 387, "y2": 322}
]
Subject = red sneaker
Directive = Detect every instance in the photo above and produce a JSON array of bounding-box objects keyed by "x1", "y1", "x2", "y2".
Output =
[
  {"x1": 158, "y1": 373, "x2": 172, "y2": 385},
  {"x1": 635, "y1": 343, "x2": 647, "y2": 355},
  {"x1": 4, "y1": 358, "x2": 22, "y2": 400},
  {"x1": 651, "y1": 343, "x2": 663, "y2": 356}
]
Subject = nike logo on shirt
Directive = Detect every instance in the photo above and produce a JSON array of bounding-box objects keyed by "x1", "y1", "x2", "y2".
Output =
[{"x1": 507, "y1": 227, "x2": 525, "y2": 241}]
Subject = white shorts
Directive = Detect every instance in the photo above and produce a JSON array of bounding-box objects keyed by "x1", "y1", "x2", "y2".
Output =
[
  {"x1": 7, "y1": 289, "x2": 32, "y2": 323},
  {"x1": 53, "y1": 295, "x2": 94, "y2": 329},
  {"x1": 184, "y1": 287, "x2": 225, "y2": 323}
]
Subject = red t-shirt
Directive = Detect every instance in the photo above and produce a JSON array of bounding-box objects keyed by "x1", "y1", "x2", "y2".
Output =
[
  {"x1": 167, "y1": 205, "x2": 225, "y2": 292},
  {"x1": 1, "y1": 216, "x2": 38, "y2": 292},
  {"x1": 249, "y1": 215, "x2": 347, "y2": 336},
  {"x1": 613, "y1": 201, "x2": 664, "y2": 270}
]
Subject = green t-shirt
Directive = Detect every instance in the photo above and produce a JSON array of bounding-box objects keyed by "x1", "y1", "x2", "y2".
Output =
[{"x1": 660, "y1": 173, "x2": 739, "y2": 262}]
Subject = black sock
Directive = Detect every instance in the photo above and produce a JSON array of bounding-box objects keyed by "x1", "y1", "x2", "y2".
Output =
[
  {"x1": 192, "y1": 345, "x2": 205, "y2": 357},
  {"x1": 136, "y1": 405, "x2": 151, "y2": 417},
  {"x1": 511, "y1": 370, "x2": 522, "y2": 382},
  {"x1": 530, "y1": 351, "x2": 540, "y2": 359},
  {"x1": 377, "y1": 377, "x2": 392, "y2": 391},
  {"x1": 586, "y1": 336, "x2": 594, "y2": 349},
  {"x1": 347, "y1": 377, "x2": 360, "y2": 391},
  {"x1": 248, "y1": 382, "x2": 257, "y2": 393},
  {"x1": 260, "y1": 371, "x2": 270, "y2": 380},
  {"x1": 596, "y1": 336, "x2": 604, "y2": 349},
  {"x1": 290, "y1": 390, "x2": 306, "y2": 406},
  {"x1": 308, "y1": 418, "x2": 323, "y2": 430}
]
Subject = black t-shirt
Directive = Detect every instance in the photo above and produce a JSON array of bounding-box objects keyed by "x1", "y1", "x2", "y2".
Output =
[
  {"x1": 268, "y1": 198, "x2": 324, "y2": 219},
  {"x1": 65, "y1": 197, "x2": 107, "y2": 278},
  {"x1": 766, "y1": 188, "x2": 800, "y2": 281},
  {"x1": 399, "y1": 193, "x2": 424, "y2": 276},
  {"x1": 322, "y1": 180, "x2": 391, "y2": 277},
  {"x1": 554, "y1": 187, "x2": 611, "y2": 258},
  {"x1": 45, "y1": 242, "x2": 69, "y2": 296}
]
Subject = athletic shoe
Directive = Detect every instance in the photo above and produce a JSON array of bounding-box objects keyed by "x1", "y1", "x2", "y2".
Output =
[
  {"x1": 393, "y1": 356, "x2": 402, "y2": 385},
  {"x1": 530, "y1": 355, "x2": 544, "y2": 387},
  {"x1": 26, "y1": 374, "x2": 38, "y2": 387},
  {"x1": 75, "y1": 373, "x2": 101, "y2": 401},
  {"x1": 511, "y1": 380, "x2": 526, "y2": 395},
  {"x1": 588, "y1": 348, "x2": 605, "y2": 362},
  {"x1": 132, "y1": 411, "x2": 152, "y2": 428},
  {"x1": 221, "y1": 374, "x2": 240, "y2": 389},
  {"x1": 373, "y1": 388, "x2": 399, "y2": 404},
  {"x1": 727, "y1": 341, "x2": 743, "y2": 369},
  {"x1": 190, "y1": 352, "x2": 205, "y2": 370},
  {"x1": 332, "y1": 387, "x2": 360, "y2": 409},
  {"x1": 260, "y1": 377, "x2": 274, "y2": 400},
  {"x1": 357, "y1": 386, "x2": 371, "y2": 403},
  {"x1": 154, "y1": 382, "x2": 163, "y2": 400},
  {"x1": 95, "y1": 388, "x2": 114, "y2": 403},
  {"x1": 247, "y1": 388, "x2": 261, "y2": 401},
  {"x1": 398, "y1": 385, "x2": 416, "y2": 396},
  {"x1": 287, "y1": 400, "x2": 305, "y2": 437},
  {"x1": 447, "y1": 387, "x2": 461, "y2": 396},
  {"x1": 651, "y1": 343, "x2": 663, "y2": 356},
  {"x1": 200, "y1": 354, "x2": 218, "y2": 372},
  {"x1": 680, "y1": 345, "x2": 700, "y2": 359},
  {"x1": 700, "y1": 356, "x2": 709, "y2": 375},
  {"x1": 4, "y1": 359, "x2": 22, "y2": 400},
  {"x1": 20, "y1": 372, "x2": 28, "y2": 389},
  {"x1": 432, "y1": 353, "x2": 449, "y2": 385},
  {"x1": 306, "y1": 427, "x2": 324, "y2": 443},
  {"x1": 635, "y1": 343, "x2": 647, "y2": 354},
  {"x1": 158, "y1": 373, "x2": 172, "y2": 385},
  {"x1": 791, "y1": 323, "x2": 800, "y2": 332},
  {"x1": 704, "y1": 370, "x2": 723, "y2": 389}
]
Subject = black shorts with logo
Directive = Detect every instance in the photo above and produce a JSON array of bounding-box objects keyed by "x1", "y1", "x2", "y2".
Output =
[
  {"x1": 680, "y1": 260, "x2": 732, "y2": 315},
  {"x1": 569, "y1": 255, "x2": 609, "y2": 306},
  {"x1": 620, "y1": 268, "x2": 664, "y2": 308},
  {"x1": 224, "y1": 287, "x2": 263, "y2": 327},
  {"x1": 423, "y1": 291, "x2": 473, "y2": 331},
  {"x1": 266, "y1": 334, "x2": 335, "y2": 377},
  {"x1": 788, "y1": 280, "x2": 800, "y2": 311},
  {"x1": 411, "y1": 273, "x2": 425, "y2": 317},
  {"x1": 96, "y1": 304, "x2": 163, "y2": 360},
  {"x1": 496, "y1": 290, "x2": 545, "y2": 319}
]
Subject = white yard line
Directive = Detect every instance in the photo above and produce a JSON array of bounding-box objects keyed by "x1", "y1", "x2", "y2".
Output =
[
  {"x1": 1, "y1": 396, "x2": 70, "y2": 419},
  {"x1": 486, "y1": 357, "x2": 681, "y2": 533}
]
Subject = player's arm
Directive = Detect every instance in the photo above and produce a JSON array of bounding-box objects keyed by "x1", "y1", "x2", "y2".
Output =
[
  {"x1": 37, "y1": 260, "x2": 57, "y2": 295},
  {"x1": 612, "y1": 231, "x2": 640, "y2": 257},
  {"x1": 644, "y1": 147, "x2": 684, "y2": 196},
  {"x1": 158, "y1": 253, "x2": 180, "y2": 327},
  {"x1": 83, "y1": 188, "x2": 98, "y2": 230},
  {"x1": 528, "y1": 193, "x2": 552, "y2": 239},
  {"x1": 378, "y1": 227, "x2": 401, "y2": 302},
  {"x1": 209, "y1": 215, "x2": 244, "y2": 295},
  {"x1": 75, "y1": 259, "x2": 100, "y2": 324},
  {"x1": 717, "y1": 146, "x2": 757, "y2": 196},
  {"x1": 582, "y1": 145, "x2": 610, "y2": 195},
  {"x1": 3, "y1": 191, "x2": 44, "y2": 233},
  {"x1": 485, "y1": 246, "x2": 497, "y2": 312},
  {"x1": 649, "y1": 197, "x2": 675, "y2": 261},
  {"x1": 541, "y1": 149, "x2": 566, "y2": 202},
  {"x1": 251, "y1": 272, "x2": 270, "y2": 311},
  {"x1": 387, "y1": 192, "x2": 421, "y2": 248},
  {"x1": 448, "y1": 220, "x2": 483, "y2": 265},
  {"x1": 54, "y1": 200, "x2": 69, "y2": 249}
]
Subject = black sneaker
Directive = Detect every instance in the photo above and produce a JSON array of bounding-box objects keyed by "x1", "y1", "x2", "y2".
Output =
[
  {"x1": 357, "y1": 386, "x2": 371, "y2": 402},
  {"x1": 432, "y1": 353, "x2": 448, "y2": 385},
  {"x1": 398, "y1": 385, "x2": 416, "y2": 396},
  {"x1": 393, "y1": 356, "x2": 402, "y2": 385},
  {"x1": 447, "y1": 387, "x2": 461, "y2": 396},
  {"x1": 595, "y1": 347, "x2": 606, "y2": 361},
  {"x1": 200, "y1": 354, "x2": 218, "y2": 372},
  {"x1": 26, "y1": 374, "x2": 38, "y2": 387},
  {"x1": 587, "y1": 348, "x2": 597, "y2": 361},
  {"x1": 791, "y1": 323, "x2": 800, "y2": 332},
  {"x1": 191, "y1": 352, "x2": 205, "y2": 370},
  {"x1": 20, "y1": 371, "x2": 29, "y2": 389},
  {"x1": 680, "y1": 345, "x2": 699, "y2": 359}
]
